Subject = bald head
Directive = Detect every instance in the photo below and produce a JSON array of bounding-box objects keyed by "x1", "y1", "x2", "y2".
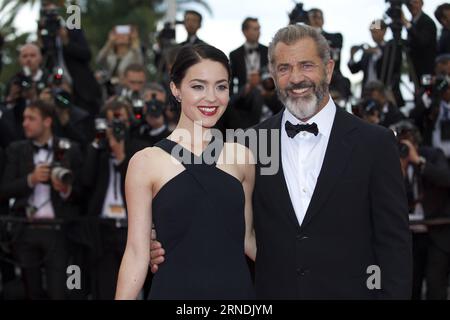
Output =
[{"x1": 19, "y1": 43, "x2": 42, "y2": 74}]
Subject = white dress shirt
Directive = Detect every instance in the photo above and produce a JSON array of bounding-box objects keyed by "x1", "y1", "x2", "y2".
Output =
[
  {"x1": 29, "y1": 138, "x2": 55, "y2": 219},
  {"x1": 101, "y1": 156, "x2": 126, "y2": 219},
  {"x1": 244, "y1": 42, "x2": 261, "y2": 75},
  {"x1": 281, "y1": 97, "x2": 336, "y2": 226}
]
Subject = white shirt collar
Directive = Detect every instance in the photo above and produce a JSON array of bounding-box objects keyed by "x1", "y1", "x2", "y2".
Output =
[
  {"x1": 244, "y1": 42, "x2": 259, "y2": 50},
  {"x1": 283, "y1": 96, "x2": 336, "y2": 139}
]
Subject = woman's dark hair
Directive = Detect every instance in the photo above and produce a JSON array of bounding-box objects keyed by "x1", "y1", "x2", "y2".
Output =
[{"x1": 170, "y1": 44, "x2": 231, "y2": 88}]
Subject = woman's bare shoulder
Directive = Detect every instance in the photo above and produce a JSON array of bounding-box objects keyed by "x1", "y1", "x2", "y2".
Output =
[{"x1": 127, "y1": 147, "x2": 167, "y2": 177}]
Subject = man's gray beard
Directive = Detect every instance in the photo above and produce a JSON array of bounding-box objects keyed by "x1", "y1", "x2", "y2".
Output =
[{"x1": 278, "y1": 79, "x2": 328, "y2": 120}]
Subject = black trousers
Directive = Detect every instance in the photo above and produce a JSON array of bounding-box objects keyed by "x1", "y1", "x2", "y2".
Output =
[
  {"x1": 13, "y1": 226, "x2": 68, "y2": 300},
  {"x1": 426, "y1": 242, "x2": 450, "y2": 300},
  {"x1": 411, "y1": 232, "x2": 429, "y2": 300},
  {"x1": 93, "y1": 222, "x2": 127, "y2": 300}
]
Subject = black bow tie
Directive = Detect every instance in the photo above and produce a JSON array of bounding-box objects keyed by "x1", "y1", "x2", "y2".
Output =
[
  {"x1": 285, "y1": 121, "x2": 319, "y2": 138},
  {"x1": 247, "y1": 47, "x2": 258, "y2": 54},
  {"x1": 32, "y1": 143, "x2": 50, "y2": 153}
]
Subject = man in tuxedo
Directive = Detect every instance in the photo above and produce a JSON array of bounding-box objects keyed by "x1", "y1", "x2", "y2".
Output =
[
  {"x1": 151, "y1": 24, "x2": 412, "y2": 299},
  {"x1": 229, "y1": 17, "x2": 269, "y2": 93},
  {"x1": 39, "y1": 3, "x2": 102, "y2": 115},
  {"x1": 180, "y1": 10, "x2": 205, "y2": 46},
  {"x1": 348, "y1": 20, "x2": 404, "y2": 107},
  {"x1": 0, "y1": 100, "x2": 83, "y2": 299},
  {"x1": 391, "y1": 120, "x2": 450, "y2": 300},
  {"x1": 82, "y1": 99, "x2": 147, "y2": 299},
  {"x1": 402, "y1": 0, "x2": 437, "y2": 87},
  {"x1": 435, "y1": 3, "x2": 450, "y2": 55}
]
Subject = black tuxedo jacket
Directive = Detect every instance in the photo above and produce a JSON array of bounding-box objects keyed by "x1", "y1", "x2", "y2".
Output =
[
  {"x1": 0, "y1": 137, "x2": 83, "y2": 219},
  {"x1": 81, "y1": 137, "x2": 147, "y2": 217},
  {"x1": 348, "y1": 41, "x2": 402, "y2": 88},
  {"x1": 419, "y1": 146, "x2": 450, "y2": 253},
  {"x1": 251, "y1": 106, "x2": 412, "y2": 299},
  {"x1": 229, "y1": 44, "x2": 269, "y2": 92},
  {"x1": 407, "y1": 13, "x2": 437, "y2": 81}
]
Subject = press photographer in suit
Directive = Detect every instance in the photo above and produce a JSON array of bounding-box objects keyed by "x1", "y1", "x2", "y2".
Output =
[
  {"x1": 401, "y1": 0, "x2": 437, "y2": 87},
  {"x1": 180, "y1": 10, "x2": 206, "y2": 46},
  {"x1": 0, "y1": 100, "x2": 82, "y2": 299},
  {"x1": 348, "y1": 20, "x2": 404, "y2": 107},
  {"x1": 435, "y1": 3, "x2": 450, "y2": 55},
  {"x1": 392, "y1": 120, "x2": 450, "y2": 299},
  {"x1": 82, "y1": 98, "x2": 146, "y2": 299}
]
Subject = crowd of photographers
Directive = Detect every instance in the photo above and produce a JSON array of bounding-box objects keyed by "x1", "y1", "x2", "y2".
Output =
[{"x1": 0, "y1": 0, "x2": 449, "y2": 300}]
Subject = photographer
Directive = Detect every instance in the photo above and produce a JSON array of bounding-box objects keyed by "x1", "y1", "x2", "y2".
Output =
[
  {"x1": 401, "y1": 0, "x2": 437, "y2": 87},
  {"x1": 81, "y1": 99, "x2": 146, "y2": 299},
  {"x1": 221, "y1": 67, "x2": 282, "y2": 130},
  {"x1": 4, "y1": 44, "x2": 48, "y2": 144},
  {"x1": 363, "y1": 80, "x2": 405, "y2": 127},
  {"x1": 435, "y1": 3, "x2": 450, "y2": 55},
  {"x1": 134, "y1": 83, "x2": 171, "y2": 147},
  {"x1": 38, "y1": 2, "x2": 101, "y2": 115},
  {"x1": 39, "y1": 79, "x2": 93, "y2": 149},
  {"x1": 392, "y1": 120, "x2": 450, "y2": 299},
  {"x1": 0, "y1": 100, "x2": 83, "y2": 300},
  {"x1": 96, "y1": 25, "x2": 144, "y2": 97},
  {"x1": 410, "y1": 55, "x2": 450, "y2": 161},
  {"x1": 348, "y1": 20, "x2": 404, "y2": 107}
]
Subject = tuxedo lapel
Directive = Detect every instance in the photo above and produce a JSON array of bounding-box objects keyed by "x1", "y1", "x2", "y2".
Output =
[{"x1": 300, "y1": 107, "x2": 358, "y2": 229}]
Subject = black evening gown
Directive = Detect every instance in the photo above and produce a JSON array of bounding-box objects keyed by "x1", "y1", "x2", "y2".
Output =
[{"x1": 148, "y1": 138, "x2": 255, "y2": 300}]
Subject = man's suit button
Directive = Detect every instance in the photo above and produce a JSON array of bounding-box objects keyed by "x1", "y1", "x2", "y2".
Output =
[
  {"x1": 296, "y1": 235, "x2": 309, "y2": 241},
  {"x1": 296, "y1": 268, "x2": 309, "y2": 276}
]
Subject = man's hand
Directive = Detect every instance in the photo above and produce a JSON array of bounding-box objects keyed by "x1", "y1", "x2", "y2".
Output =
[
  {"x1": 150, "y1": 227, "x2": 165, "y2": 273},
  {"x1": 401, "y1": 139, "x2": 421, "y2": 165},
  {"x1": 30, "y1": 163, "x2": 51, "y2": 186},
  {"x1": 51, "y1": 175, "x2": 70, "y2": 194}
]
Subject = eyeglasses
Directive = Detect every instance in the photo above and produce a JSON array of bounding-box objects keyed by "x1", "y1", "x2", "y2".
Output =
[{"x1": 276, "y1": 62, "x2": 320, "y2": 76}]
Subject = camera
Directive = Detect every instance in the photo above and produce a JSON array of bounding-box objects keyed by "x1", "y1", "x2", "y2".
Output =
[
  {"x1": 421, "y1": 74, "x2": 450, "y2": 97},
  {"x1": 111, "y1": 112, "x2": 127, "y2": 142},
  {"x1": 288, "y1": 2, "x2": 310, "y2": 25},
  {"x1": 146, "y1": 93, "x2": 165, "y2": 118},
  {"x1": 390, "y1": 120, "x2": 422, "y2": 159},
  {"x1": 120, "y1": 89, "x2": 145, "y2": 121},
  {"x1": 39, "y1": 7, "x2": 64, "y2": 40},
  {"x1": 51, "y1": 138, "x2": 74, "y2": 185},
  {"x1": 385, "y1": 0, "x2": 410, "y2": 39},
  {"x1": 52, "y1": 87, "x2": 72, "y2": 109},
  {"x1": 261, "y1": 69, "x2": 275, "y2": 92}
]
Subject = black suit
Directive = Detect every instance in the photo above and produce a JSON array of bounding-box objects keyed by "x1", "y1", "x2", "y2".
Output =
[
  {"x1": 407, "y1": 13, "x2": 437, "y2": 84},
  {"x1": 437, "y1": 28, "x2": 450, "y2": 55},
  {"x1": 62, "y1": 29, "x2": 102, "y2": 115},
  {"x1": 0, "y1": 137, "x2": 83, "y2": 299},
  {"x1": 348, "y1": 41, "x2": 404, "y2": 106},
  {"x1": 229, "y1": 44, "x2": 269, "y2": 92},
  {"x1": 81, "y1": 136, "x2": 146, "y2": 299},
  {"x1": 417, "y1": 146, "x2": 450, "y2": 299},
  {"x1": 251, "y1": 106, "x2": 412, "y2": 299}
]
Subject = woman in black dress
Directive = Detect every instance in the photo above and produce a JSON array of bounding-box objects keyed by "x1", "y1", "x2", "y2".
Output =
[{"x1": 115, "y1": 44, "x2": 256, "y2": 299}]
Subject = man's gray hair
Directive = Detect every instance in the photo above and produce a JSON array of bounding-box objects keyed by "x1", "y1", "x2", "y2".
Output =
[{"x1": 268, "y1": 24, "x2": 331, "y2": 73}]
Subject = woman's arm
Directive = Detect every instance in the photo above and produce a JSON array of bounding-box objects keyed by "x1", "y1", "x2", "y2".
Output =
[
  {"x1": 241, "y1": 145, "x2": 257, "y2": 261},
  {"x1": 115, "y1": 149, "x2": 154, "y2": 299}
]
